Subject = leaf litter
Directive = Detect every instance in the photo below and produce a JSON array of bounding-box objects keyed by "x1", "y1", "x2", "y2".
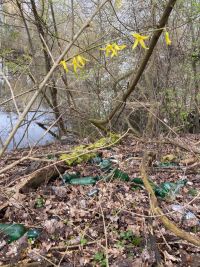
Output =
[{"x1": 0, "y1": 134, "x2": 199, "y2": 266}]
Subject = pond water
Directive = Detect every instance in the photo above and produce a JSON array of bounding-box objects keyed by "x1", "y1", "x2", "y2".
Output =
[{"x1": 0, "y1": 110, "x2": 56, "y2": 150}]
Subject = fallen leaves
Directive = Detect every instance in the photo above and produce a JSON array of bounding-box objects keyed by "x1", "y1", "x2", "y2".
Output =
[{"x1": 0, "y1": 136, "x2": 200, "y2": 265}]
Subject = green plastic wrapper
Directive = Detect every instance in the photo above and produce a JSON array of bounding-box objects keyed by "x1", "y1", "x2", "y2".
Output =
[{"x1": 87, "y1": 188, "x2": 99, "y2": 197}]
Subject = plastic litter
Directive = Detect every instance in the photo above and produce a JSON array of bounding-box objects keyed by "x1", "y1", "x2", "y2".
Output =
[
  {"x1": 171, "y1": 204, "x2": 185, "y2": 214},
  {"x1": 87, "y1": 188, "x2": 99, "y2": 197},
  {"x1": 171, "y1": 204, "x2": 200, "y2": 225},
  {"x1": 184, "y1": 211, "x2": 197, "y2": 220}
]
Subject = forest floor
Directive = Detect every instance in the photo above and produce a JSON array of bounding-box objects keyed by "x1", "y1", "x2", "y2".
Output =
[{"x1": 0, "y1": 134, "x2": 200, "y2": 267}]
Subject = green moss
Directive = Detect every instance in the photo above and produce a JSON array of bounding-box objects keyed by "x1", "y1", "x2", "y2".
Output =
[{"x1": 60, "y1": 133, "x2": 120, "y2": 166}]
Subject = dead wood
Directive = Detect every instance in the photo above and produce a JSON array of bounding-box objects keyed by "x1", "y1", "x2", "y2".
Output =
[
  {"x1": 0, "y1": 262, "x2": 51, "y2": 267},
  {"x1": 147, "y1": 217, "x2": 163, "y2": 267},
  {"x1": 166, "y1": 137, "x2": 200, "y2": 154},
  {"x1": 140, "y1": 152, "x2": 200, "y2": 247},
  {"x1": 0, "y1": 164, "x2": 66, "y2": 212}
]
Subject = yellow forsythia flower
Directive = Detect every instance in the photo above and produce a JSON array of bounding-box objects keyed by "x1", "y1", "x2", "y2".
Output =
[
  {"x1": 115, "y1": 0, "x2": 122, "y2": 9},
  {"x1": 72, "y1": 55, "x2": 89, "y2": 73},
  {"x1": 60, "y1": 60, "x2": 69, "y2": 73},
  {"x1": 165, "y1": 31, "x2": 171, "y2": 45},
  {"x1": 100, "y1": 43, "x2": 126, "y2": 57},
  {"x1": 131, "y1": 33, "x2": 149, "y2": 50}
]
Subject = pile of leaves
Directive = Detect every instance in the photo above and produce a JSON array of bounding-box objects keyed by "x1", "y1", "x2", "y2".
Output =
[{"x1": 0, "y1": 135, "x2": 199, "y2": 266}]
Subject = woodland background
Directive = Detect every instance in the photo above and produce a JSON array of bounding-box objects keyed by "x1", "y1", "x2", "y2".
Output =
[{"x1": 0, "y1": 0, "x2": 199, "y2": 147}]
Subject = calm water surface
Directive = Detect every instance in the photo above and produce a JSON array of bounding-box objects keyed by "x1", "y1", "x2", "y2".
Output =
[{"x1": 0, "y1": 110, "x2": 55, "y2": 150}]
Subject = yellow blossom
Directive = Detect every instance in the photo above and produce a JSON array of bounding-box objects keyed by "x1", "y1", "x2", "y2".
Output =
[
  {"x1": 131, "y1": 33, "x2": 149, "y2": 50},
  {"x1": 100, "y1": 43, "x2": 126, "y2": 57},
  {"x1": 165, "y1": 31, "x2": 171, "y2": 45},
  {"x1": 115, "y1": 0, "x2": 122, "y2": 9},
  {"x1": 60, "y1": 60, "x2": 69, "y2": 73},
  {"x1": 72, "y1": 55, "x2": 89, "y2": 73}
]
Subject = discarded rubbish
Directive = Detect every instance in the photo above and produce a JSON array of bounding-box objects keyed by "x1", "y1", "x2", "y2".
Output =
[
  {"x1": 87, "y1": 188, "x2": 99, "y2": 197},
  {"x1": 62, "y1": 171, "x2": 81, "y2": 183},
  {"x1": 0, "y1": 224, "x2": 26, "y2": 243},
  {"x1": 113, "y1": 169, "x2": 130, "y2": 181},
  {"x1": 0, "y1": 224, "x2": 40, "y2": 243},
  {"x1": 60, "y1": 154, "x2": 187, "y2": 200},
  {"x1": 27, "y1": 229, "x2": 41, "y2": 239},
  {"x1": 154, "y1": 162, "x2": 179, "y2": 168},
  {"x1": 131, "y1": 177, "x2": 144, "y2": 185},
  {"x1": 99, "y1": 159, "x2": 112, "y2": 171},
  {"x1": 69, "y1": 176, "x2": 98, "y2": 185},
  {"x1": 154, "y1": 179, "x2": 187, "y2": 198},
  {"x1": 131, "y1": 178, "x2": 187, "y2": 198},
  {"x1": 184, "y1": 211, "x2": 197, "y2": 220},
  {"x1": 63, "y1": 170, "x2": 100, "y2": 185},
  {"x1": 171, "y1": 204, "x2": 200, "y2": 225}
]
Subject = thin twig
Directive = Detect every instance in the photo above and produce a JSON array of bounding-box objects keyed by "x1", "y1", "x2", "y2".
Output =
[{"x1": 99, "y1": 203, "x2": 109, "y2": 267}]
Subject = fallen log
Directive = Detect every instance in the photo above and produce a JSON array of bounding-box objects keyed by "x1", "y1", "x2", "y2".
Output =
[{"x1": 0, "y1": 164, "x2": 66, "y2": 212}]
